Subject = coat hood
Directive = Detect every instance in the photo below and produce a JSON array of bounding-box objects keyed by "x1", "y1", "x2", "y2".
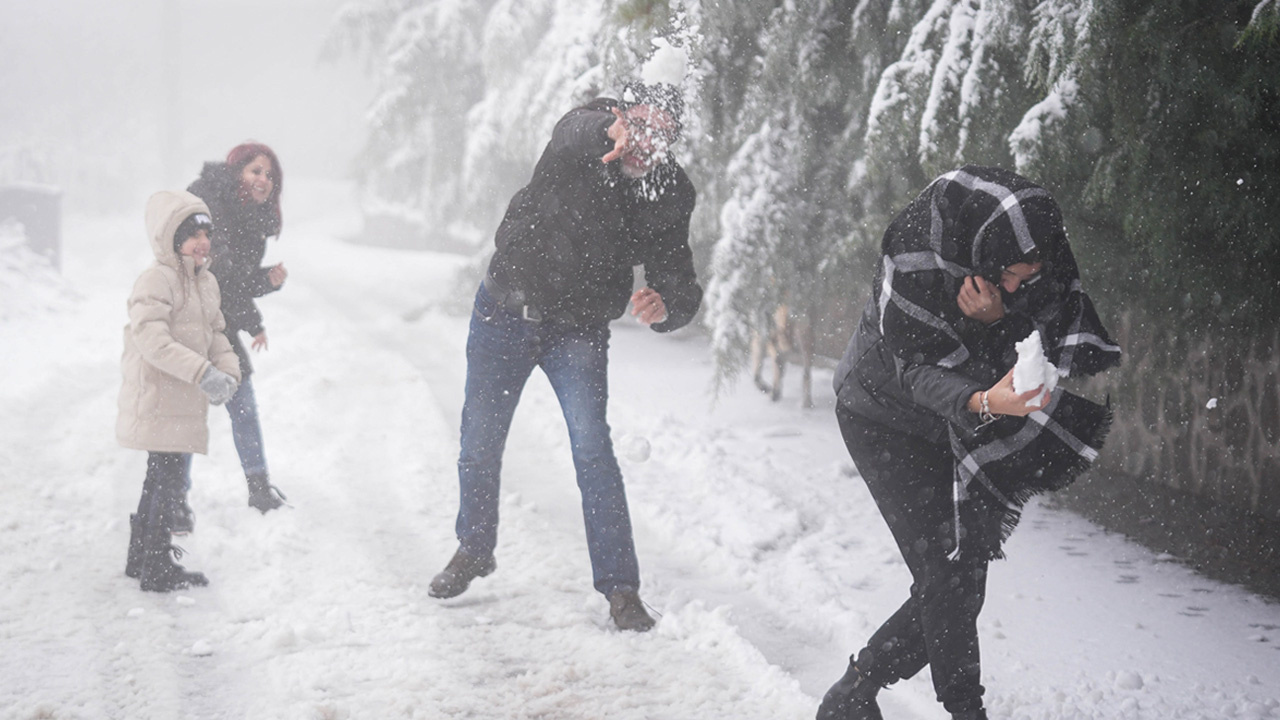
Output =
[{"x1": 145, "y1": 190, "x2": 211, "y2": 266}]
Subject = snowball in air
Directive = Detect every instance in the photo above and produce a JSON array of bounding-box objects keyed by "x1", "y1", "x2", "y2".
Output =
[
  {"x1": 1013, "y1": 331, "x2": 1058, "y2": 407},
  {"x1": 641, "y1": 37, "x2": 687, "y2": 87},
  {"x1": 617, "y1": 433, "x2": 651, "y2": 463},
  {"x1": 1206, "y1": 398, "x2": 1218, "y2": 409}
]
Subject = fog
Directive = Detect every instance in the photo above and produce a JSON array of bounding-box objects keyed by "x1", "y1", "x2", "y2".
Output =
[{"x1": 0, "y1": 0, "x2": 370, "y2": 211}]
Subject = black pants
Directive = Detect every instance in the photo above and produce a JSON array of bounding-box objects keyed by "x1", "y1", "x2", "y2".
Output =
[
  {"x1": 137, "y1": 452, "x2": 186, "y2": 524},
  {"x1": 837, "y1": 406, "x2": 988, "y2": 715}
]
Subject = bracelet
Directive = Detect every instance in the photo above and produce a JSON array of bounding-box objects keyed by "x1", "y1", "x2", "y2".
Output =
[{"x1": 978, "y1": 390, "x2": 997, "y2": 425}]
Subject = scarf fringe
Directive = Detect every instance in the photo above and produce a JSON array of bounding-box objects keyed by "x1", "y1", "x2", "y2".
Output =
[{"x1": 964, "y1": 403, "x2": 1113, "y2": 561}]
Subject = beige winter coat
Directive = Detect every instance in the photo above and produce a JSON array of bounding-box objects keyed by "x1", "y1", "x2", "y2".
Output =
[{"x1": 116, "y1": 190, "x2": 241, "y2": 454}]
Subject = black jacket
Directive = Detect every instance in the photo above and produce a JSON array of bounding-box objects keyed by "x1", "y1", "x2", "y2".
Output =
[
  {"x1": 834, "y1": 301, "x2": 1030, "y2": 443},
  {"x1": 187, "y1": 162, "x2": 282, "y2": 376},
  {"x1": 487, "y1": 101, "x2": 701, "y2": 331}
]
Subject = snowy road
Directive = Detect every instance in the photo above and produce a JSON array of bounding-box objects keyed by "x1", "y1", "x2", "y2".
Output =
[{"x1": 2, "y1": 182, "x2": 1278, "y2": 719}]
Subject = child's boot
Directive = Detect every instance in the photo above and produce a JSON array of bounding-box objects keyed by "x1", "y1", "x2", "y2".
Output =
[
  {"x1": 138, "y1": 489, "x2": 207, "y2": 592},
  {"x1": 125, "y1": 514, "x2": 144, "y2": 578}
]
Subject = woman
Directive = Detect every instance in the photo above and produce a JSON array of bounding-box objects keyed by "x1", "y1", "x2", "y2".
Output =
[
  {"x1": 821, "y1": 166, "x2": 1121, "y2": 720},
  {"x1": 183, "y1": 142, "x2": 289, "y2": 521}
]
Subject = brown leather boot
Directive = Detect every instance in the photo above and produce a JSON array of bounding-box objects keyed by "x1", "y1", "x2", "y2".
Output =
[
  {"x1": 607, "y1": 589, "x2": 656, "y2": 632},
  {"x1": 429, "y1": 548, "x2": 496, "y2": 598}
]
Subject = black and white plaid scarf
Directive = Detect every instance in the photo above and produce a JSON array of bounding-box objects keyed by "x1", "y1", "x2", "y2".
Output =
[{"x1": 875, "y1": 166, "x2": 1122, "y2": 560}]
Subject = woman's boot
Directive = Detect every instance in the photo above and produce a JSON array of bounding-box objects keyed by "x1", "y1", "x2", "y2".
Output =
[
  {"x1": 247, "y1": 471, "x2": 286, "y2": 512},
  {"x1": 817, "y1": 657, "x2": 883, "y2": 720}
]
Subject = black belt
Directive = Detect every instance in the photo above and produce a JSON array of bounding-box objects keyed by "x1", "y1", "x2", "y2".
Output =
[{"x1": 483, "y1": 274, "x2": 543, "y2": 322}]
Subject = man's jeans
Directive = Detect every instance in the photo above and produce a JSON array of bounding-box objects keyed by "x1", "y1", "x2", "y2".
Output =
[
  {"x1": 184, "y1": 374, "x2": 269, "y2": 490},
  {"x1": 455, "y1": 283, "x2": 640, "y2": 596}
]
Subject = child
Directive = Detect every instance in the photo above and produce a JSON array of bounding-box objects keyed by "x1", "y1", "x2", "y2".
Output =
[{"x1": 117, "y1": 190, "x2": 241, "y2": 592}]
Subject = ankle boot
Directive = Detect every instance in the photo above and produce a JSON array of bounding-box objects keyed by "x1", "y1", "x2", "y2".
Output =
[
  {"x1": 817, "y1": 659, "x2": 883, "y2": 720},
  {"x1": 138, "y1": 489, "x2": 207, "y2": 592},
  {"x1": 140, "y1": 544, "x2": 209, "y2": 592},
  {"x1": 429, "y1": 547, "x2": 496, "y2": 598},
  {"x1": 125, "y1": 514, "x2": 144, "y2": 578},
  {"x1": 247, "y1": 472, "x2": 286, "y2": 513},
  {"x1": 607, "y1": 589, "x2": 656, "y2": 632}
]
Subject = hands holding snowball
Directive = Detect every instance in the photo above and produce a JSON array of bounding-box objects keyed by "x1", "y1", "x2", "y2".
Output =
[
  {"x1": 968, "y1": 331, "x2": 1058, "y2": 419},
  {"x1": 969, "y1": 368, "x2": 1049, "y2": 419}
]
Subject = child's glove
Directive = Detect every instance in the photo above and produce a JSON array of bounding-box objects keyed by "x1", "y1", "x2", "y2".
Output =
[{"x1": 199, "y1": 366, "x2": 239, "y2": 406}]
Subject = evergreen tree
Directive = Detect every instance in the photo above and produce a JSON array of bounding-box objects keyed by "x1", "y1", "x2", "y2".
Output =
[{"x1": 326, "y1": 0, "x2": 494, "y2": 248}]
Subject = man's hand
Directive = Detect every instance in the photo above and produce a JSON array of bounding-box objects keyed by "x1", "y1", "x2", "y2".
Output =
[
  {"x1": 957, "y1": 275, "x2": 1004, "y2": 324},
  {"x1": 252, "y1": 330, "x2": 269, "y2": 351},
  {"x1": 268, "y1": 262, "x2": 288, "y2": 288},
  {"x1": 602, "y1": 107, "x2": 629, "y2": 164},
  {"x1": 630, "y1": 287, "x2": 668, "y2": 325}
]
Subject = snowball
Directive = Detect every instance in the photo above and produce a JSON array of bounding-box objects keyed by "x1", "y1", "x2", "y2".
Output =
[
  {"x1": 269, "y1": 625, "x2": 298, "y2": 649},
  {"x1": 617, "y1": 433, "x2": 651, "y2": 463},
  {"x1": 1206, "y1": 398, "x2": 1218, "y2": 410},
  {"x1": 1115, "y1": 670, "x2": 1144, "y2": 690},
  {"x1": 641, "y1": 37, "x2": 687, "y2": 87},
  {"x1": 190, "y1": 639, "x2": 214, "y2": 656},
  {"x1": 1013, "y1": 331, "x2": 1058, "y2": 407}
]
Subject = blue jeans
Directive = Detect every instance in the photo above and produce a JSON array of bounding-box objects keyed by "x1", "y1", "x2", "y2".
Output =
[
  {"x1": 184, "y1": 374, "x2": 269, "y2": 490},
  {"x1": 455, "y1": 283, "x2": 640, "y2": 596}
]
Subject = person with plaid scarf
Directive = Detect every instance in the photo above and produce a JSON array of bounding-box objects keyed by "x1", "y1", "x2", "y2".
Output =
[{"x1": 820, "y1": 166, "x2": 1122, "y2": 720}]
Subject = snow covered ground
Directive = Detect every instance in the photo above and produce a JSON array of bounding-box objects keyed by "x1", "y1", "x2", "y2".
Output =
[{"x1": 2, "y1": 180, "x2": 1278, "y2": 720}]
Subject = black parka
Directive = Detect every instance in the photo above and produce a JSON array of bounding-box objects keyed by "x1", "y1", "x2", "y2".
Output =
[
  {"x1": 187, "y1": 162, "x2": 282, "y2": 377},
  {"x1": 486, "y1": 100, "x2": 701, "y2": 331}
]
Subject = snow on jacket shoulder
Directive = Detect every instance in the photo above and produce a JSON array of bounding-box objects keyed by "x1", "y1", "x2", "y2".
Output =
[{"x1": 116, "y1": 190, "x2": 240, "y2": 455}]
